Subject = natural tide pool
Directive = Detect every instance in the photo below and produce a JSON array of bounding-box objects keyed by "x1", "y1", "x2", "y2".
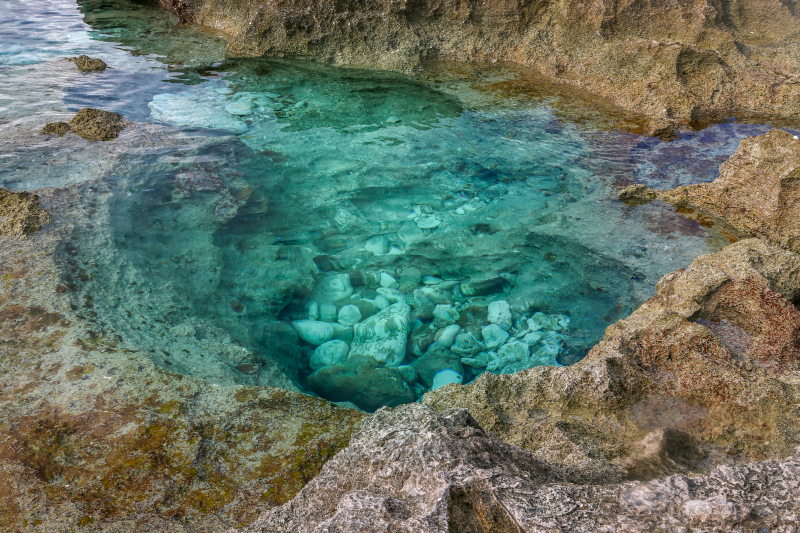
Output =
[{"x1": 2, "y1": 0, "x2": 794, "y2": 410}]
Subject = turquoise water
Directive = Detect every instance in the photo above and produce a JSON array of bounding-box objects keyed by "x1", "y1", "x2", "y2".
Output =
[{"x1": 2, "y1": 0, "x2": 795, "y2": 410}]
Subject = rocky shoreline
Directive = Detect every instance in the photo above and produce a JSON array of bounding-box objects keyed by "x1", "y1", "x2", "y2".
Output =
[
  {"x1": 157, "y1": 0, "x2": 800, "y2": 130},
  {"x1": 3, "y1": 5, "x2": 800, "y2": 529}
]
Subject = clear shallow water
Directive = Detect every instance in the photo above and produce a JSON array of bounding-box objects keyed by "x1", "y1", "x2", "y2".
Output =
[{"x1": 3, "y1": 0, "x2": 796, "y2": 410}]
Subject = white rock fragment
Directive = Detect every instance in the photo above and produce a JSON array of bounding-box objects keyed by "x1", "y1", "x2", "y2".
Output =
[
  {"x1": 365, "y1": 235, "x2": 390, "y2": 255},
  {"x1": 292, "y1": 320, "x2": 335, "y2": 345},
  {"x1": 434, "y1": 324, "x2": 461, "y2": 349},
  {"x1": 380, "y1": 272, "x2": 397, "y2": 288},
  {"x1": 432, "y1": 369, "x2": 462, "y2": 390},
  {"x1": 481, "y1": 323, "x2": 510, "y2": 349},
  {"x1": 416, "y1": 216, "x2": 442, "y2": 230},
  {"x1": 488, "y1": 300, "x2": 513, "y2": 330},
  {"x1": 433, "y1": 304, "x2": 460, "y2": 327},
  {"x1": 337, "y1": 304, "x2": 362, "y2": 327}
]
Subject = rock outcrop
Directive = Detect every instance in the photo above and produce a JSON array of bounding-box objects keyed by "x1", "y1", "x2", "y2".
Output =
[
  {"x1": 158, "y1": 0, "x2": 800, "y2": 124},
  {"x1": 426, "y1": 238, "x2": 800, "y2": 482},
  {"x1": 0, "y1": 188, "x2": 51, "y2": 238},
  {"x1": 238, "y1": 403, "x2": 800, "y2": 533},
  {"x1": 659, "y1": 129, "x2": 800, "y2": 253},
  {"x1": 43, "y1": 108, "x2": 127, "y2": 142}
]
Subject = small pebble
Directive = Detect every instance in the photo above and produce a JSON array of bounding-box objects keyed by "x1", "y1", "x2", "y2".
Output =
[
  {"x1": 417, "y1": 216, "x2": 442, "y2": 229},
  {"x1": 386, "y1": 116, "x2": 401, "y2": 124}
]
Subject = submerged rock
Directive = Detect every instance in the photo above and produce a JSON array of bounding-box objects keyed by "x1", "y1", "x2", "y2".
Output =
[
  {"x1": 348, "y1": 303, "x2": 411, "y2": 367},
  {"x1": 619, "y1": 183, "x2": 657, "y2": 205},
  {"x1": 0, "y1": 188, "x2": 51, "y2": 238},
  {"x1": 412, "y1": 347, "x2": 463, "y2": 388},
  {"x1": 310, "y1": 339, "x2": 350, "y2": 371},
  {"x1": 68, "y1": 108, "x2": 127, "y2": 141},
  {"x1": 307, "y1": 356, "x2": 415, "y2": 411},
  {"x1": 149, "y1": 93, "x2": 247, "y2": 133},
  {"x1": 67, "y1": 55, "x2": 107, "y2": 72}
]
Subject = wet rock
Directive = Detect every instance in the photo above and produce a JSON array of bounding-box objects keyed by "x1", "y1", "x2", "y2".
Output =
[
  {"x1": 481, "y1": 323, "x2": 509, "y2": 349},
  {"x1": 434, "y1": 324, "x2": 460, "y2": 349},
  {"x1": 337, "y1": 304, "x2": 362, "y2": 327},
  {"x1": 349, "y1": 303, "x2": 411, "y2": 367},
  {"x1": 41, "y1": 122, "x2": 70, "y2": 136},
  {"x1": 412, "y1": 347, "x2": 464, "y2": 388},
  {"x1": 432, "y1": 303, "x2": 459, "y2": 327},
  {"x1": 0, "y1": 188, "x2": 51, "y2": 238},
  {"x1": 619, "y1": 183, "x2": 657, "y2": 205},
  {"x1": 432, "y1": 369, "x2": 462, "y2": 389},
  {"x1": 160, "y1": 0, "x2": 800, "y2": 124},
  {"x1": 310, "y1": 339, "x2": 350, "y2": 371},
  {"x1": 68, "y1": 108, "x2": 127, "y2": 141},
  {"x1": 308, "y1": 356, "x2": 415, "y2": 411},
  {"x1": 149, "y1": 93, "x2": 247, "y2": 133},
  {"x1": 660, "y1": 129, "x2": 800, "y2": 253},
  {"x1": 291, "y1": 319, "x2": 335, "y2": 345},
  {"x1": 67, "y1": 55, "x2": 107, "y2": 72},
  {"x1": 487, "y1": 300, "x2": 512, "y2": 330},
  {"x1": 450, "y1": 331, "x2": 484, "y2": 356}
]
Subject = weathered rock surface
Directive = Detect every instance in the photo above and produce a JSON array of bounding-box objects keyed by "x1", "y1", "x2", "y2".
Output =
[
  {"x1": 67, "y1": 108, "x2": 127, "y2": 141},
  {"x1": 660, "y1": 129, "x2": 800, "y2": 253},
  {"x1": 159, "y1": 0, "x2": 800, "y2": 124},
  {"x1": 0, "y1": 188, "x2": 51, "y2": 238},
  {"x1": 237, "y1": 403, "x2": 800, "y2": 533},
  {"x1": 0, "y1": 185, "x2": 365, "y2": 533},
  {"x1": 427, "y1": 238, "x2": 800, "y2": 482},
  {"x1": 67, "y1": 55, "x2": 107, "y2": 72}
]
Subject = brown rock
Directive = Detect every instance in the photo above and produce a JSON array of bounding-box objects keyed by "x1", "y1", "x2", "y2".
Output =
[
  {"x1": 0, "y1": 188, "x2": 51, "y2": 238},
  {"x1": 67, "y1": 55, "x2": 107, "y2": 72},
  {"x1": 426, "y1": 238, "x2": 800, "y2": 481},
  {"x1": 660, "y1": 129, "x2": 800, "y2": 253},
  {"x1": 68, "y1": 108, "x2": 127, "y2": 142},
  {"x1": 158, "y1": 0, "x2": 800, "y2": 123},
  {"x1": 618, "y1": 183, "x2": 657, "y2": 205},
  {"x1": 41, "y1": 122, "x2": 70, "y2": 136}
]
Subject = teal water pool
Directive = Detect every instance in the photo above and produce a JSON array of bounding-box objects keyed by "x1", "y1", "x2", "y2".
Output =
[{"x1": 2, "y1": 0, "x2": 793, "y2": 410}]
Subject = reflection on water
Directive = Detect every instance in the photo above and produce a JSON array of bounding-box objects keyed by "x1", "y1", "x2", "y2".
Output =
[{"x1": 2, "y1": 0, "x2": 793, "y2": 410}]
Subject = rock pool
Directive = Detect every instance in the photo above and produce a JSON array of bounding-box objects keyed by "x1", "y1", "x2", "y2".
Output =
[{"x1": 3, "y1": 0, "x2": 795, "y2": 411}]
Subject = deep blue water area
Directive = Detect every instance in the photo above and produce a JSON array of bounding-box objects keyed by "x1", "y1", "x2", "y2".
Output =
[{"x1": 3, "y1": 0, "x2": 796, "y2": 410}]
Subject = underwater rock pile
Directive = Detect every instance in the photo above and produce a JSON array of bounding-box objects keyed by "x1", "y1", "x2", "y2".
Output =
[{"x1": 289, "y1": 267, "x2": 568, "y2": 410}]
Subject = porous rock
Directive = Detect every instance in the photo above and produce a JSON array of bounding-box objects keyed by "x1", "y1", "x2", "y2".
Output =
[
  {"x1": 427, "y1": 238, "x2": 800, "y2": 483},
  {"x1": 68, "y1": 108, "x2": 127, "y2": 141},
  {"x1": 0, "y1": 188, "x2": 51, "y2": 238},
  {"x1": 67, "y1": 55, "x2": 107, "y2": 72},
  {"x1": 236, "y1": 403, "x2": 800, "y2": 532},
  {"x1": 660, "y1": 129, "x2": 800, "y2": 253},
  {"x1": 159, "y1": 0, "x2": 800, "y2": 124},
  {"x1": 619, "y1": 183, "x2": 657, "y2": 205}
]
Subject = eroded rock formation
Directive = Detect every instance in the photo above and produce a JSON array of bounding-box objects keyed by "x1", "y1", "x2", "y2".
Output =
[
  {"x1": 238, "y1": 403, "x2": 800, "y2": 532},
  {"x1": 43, "y1": 108, "x2": 128, "y2": 142},
  {"x1": 158, "y1": 0, "x2": 800, "y2": 124},
  {"x1": 660, "y1": 129, "x2": 800, "y2": 253}
]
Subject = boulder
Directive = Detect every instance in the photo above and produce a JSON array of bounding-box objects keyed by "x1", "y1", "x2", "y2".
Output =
[
  {"x1": 0, "y1": 188, "x2": 51, "y2": 238},
  {"x1": 307, "y1": 357, "x2": 416, "y2": 411},
  {"x1": 68, "y1": 108, "x2": 127, "y2": 141},
  {"x1": 411, "y1": 347, "x2": 464, "y2": 388},
  {"x1": 348, "y1": 303, "x2": 411, "y2": 367}
]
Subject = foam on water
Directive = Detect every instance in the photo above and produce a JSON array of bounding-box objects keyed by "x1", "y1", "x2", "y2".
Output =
[{"x1": 2, "y1": 0, "x2": 796, "y2": 410}]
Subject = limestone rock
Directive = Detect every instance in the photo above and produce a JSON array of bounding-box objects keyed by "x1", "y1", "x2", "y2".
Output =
[
  {"x1": 237, "y1": 404, "x2": 800, "y2": 532},
  {"x1": 348, "y1": 303, "x2": 411, "y2": 367},
  {"x1": 292, "y1": 319, "x2": 335, "y2": 345},
  {"x1": 660, "y1": 129, "x2": 800, "y2": 253},
  {"x1": 42, "y1": 122, "x2": 70, "y2": 136},
  {"x1": 0, "y1": 188, "x2": 51, "y2": 238},
  {"x1": 310, "y1": 340, "x2": 350, "y2": 371},
  {"x1": 487, "y1": 300, "x2": 512, "y2": 330},
  {"x1": 159, "y1": 0, "x2": 800, "y2": 124},
  {"x1": 68, "y1": 108, "x2": 127, "y2": 141},
  {"x1": 481, "y1": 323, "x2": 509, "y2": 349}
]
